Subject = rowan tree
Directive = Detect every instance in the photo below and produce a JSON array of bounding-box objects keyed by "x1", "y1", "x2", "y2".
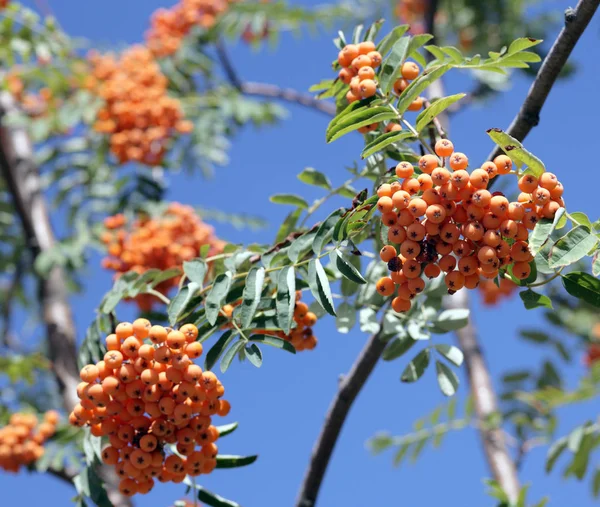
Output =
[{"x1": 0, "y1": 1, "x2": 600, "y2": 506}]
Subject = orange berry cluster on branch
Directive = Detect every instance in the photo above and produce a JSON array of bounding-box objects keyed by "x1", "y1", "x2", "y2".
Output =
[
  {"x1": 87, "y1": 46, "x2": 192, "y2": 166},
  {"x1": 101, "y1": 203, "x2": 225, "y2": 311},
  {"x1": 4, "y1": 72, "x2": 56, "y2": 118},
  {"x1": 375, "y1": 139, "x2": 565, "y2": 313},
  {"x1": 478, "y1": 277, "x2": 517, "y2": 306},
  {"x1": 0, "y1": 411, "x2": 59, "y2": 473},
  {"x1": 337, "y1": 43, "x2": 423, "y2": 133},
  {"x1": 146, "y1": 0, "x2": 236, "y2": 57},
  {"x1": 69, "y1": 319, "x2": 230, "y2": 497},
  {"x1": 221, "y1": 292, "x2": 319, "y2": 352}
]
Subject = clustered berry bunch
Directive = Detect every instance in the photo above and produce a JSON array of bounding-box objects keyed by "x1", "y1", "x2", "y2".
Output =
[
  {"x1": 478, "y1": 277, "x2": 517, "y2": 306},
  {"x1": 69, "y1": 319, "x2": 231, "y2": 497},
  {"x1": 87, "y1": 46, "x2": 192, "y2": 165},
  {"x1": 101, "y1": 203, "x2": 225, "y2": 311},
  {"x1": 146, "y1": 0, "x2": 236, "y2": 57},
  {"x1": 0, "y1": 411, "x2": 59, "y2": 472},
  {"x1": 222, "y1": 291, "x2": 319, "y2": 351},
  {"x1": 4, "y1": 73, "x2": 56, "y2": 118},
  {"x1": 375, "y1": 139, "x2": 564, "y2": 313},
  {"x1": 337, "y1": 44, "x2": 424, "y2": 133}
]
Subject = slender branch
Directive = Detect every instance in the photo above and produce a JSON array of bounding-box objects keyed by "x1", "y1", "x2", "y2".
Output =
[
  {"x1": 241, "y1": 81, "x2": 337, "y2": 116},
  {"x1": 446, "y1": 291, "x2": 521, "y2": 502},
  {"x1": 215, "y1": 39, "x2": 242, "y2": 91},
  {"x1": 214, "y1": 40, "x2": 336, "y2": 117},
  {"x1": 487, "y1": 0, "x2": 600, "y2": 161},
  {"x1": 0, "y1": 92, "x2": 133, "y2": 507},
  {"x1": 1, "y1": 257, "x2": 24, "y2": 348},
  {"x1": 295, "y1": 326, "x2": 387, "y2": 507}
]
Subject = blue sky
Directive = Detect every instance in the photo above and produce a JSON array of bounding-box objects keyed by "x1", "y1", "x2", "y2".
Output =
[{"x1": 4, "y1": 1, "x2": 600, "y2": 506}]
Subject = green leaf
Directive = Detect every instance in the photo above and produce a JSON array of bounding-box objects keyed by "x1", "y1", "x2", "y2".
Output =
[
  {"x1": 396, "y1": 64, "x2": 452, "y2": 115},
  {"x1": 376, "y1": 25, "x2": 410, "y2": 57},
  {"x1": 436, "y1": 361, "x2": 459, "y2": 396},
  {"x1": 335, "y1": 302, "x2": 356, "y2": 333},
  {"x1": 434, "y1": 344, "x2": 463, "y2": 366},
  {"x1": 569, "y1": 211, "x2": 592, "y2": 230},
  {"x1": 308, "y1": 259, "x2": 336, "y2": 315},
  {"x1": 507, "y1": 38, "x2": 543, "y2": 55},
  {"x1": 248, "y1": 334, "x2": 296, "y2": 354},
  {"x1": 593, "y1": 253, "x2": 600, "y2": 277},
  {"x1": 288, "y1": 230, "x2": 317, "y2": 263},
  {"x1": 270, "y1": 194, "x2": 309, "y2": 208},
  {"x1": 240, "y1": 267, "x2": 265, "y2": 329},
  {"x1": 244, "y1": 343, "x2": 263, "y2": 368},
  {"x1": 519, "y1": 289, "x2": 553, "y2": 310},
  {"x1": 378, "y1": 36, "x2": 410, "y2": 94},
  {"x1": 276, "y1": 266, "x2": 296, "y2": 334},
  {"x1": 331, "y1": 249, "x2": 367, "y2": 284},
  {"x1": 528, "y1": 208, "x2": 566, "y2": 257},
  {"x1": 486, "y1": 129, "x2": 545, "y2": 176},
  {"x1": 549, "y1": 226, "x2": 598, "y2": 268},
  {"x1": 215, "y1": 422, "x2": 238, "y2": 437},
  {"x1": 313, "y1": 208, "x2": 344, "y2": 254},
  {"x1": 440, "y1": 46, "x2": 463, "y2": 63},
  {"x1": 215, "y1": 454, "x2": 258, "y2": 469},
  {"x1": 327, "y1": 106, "x2": 397, "y2": 143},
  {"x1": 205, "y1": 330, "x2": 237, "y2": 371},
  {"x1": 520, "y1": 330, "x2": 550, "y2": 343},
  {"x1": 567, "y1": 425, "x2": 585, "y2": 453},
  {"x1": 275, "y1": 208, "x2": 302, "y2": 243},
  {"x1": 195, "y1": 485, "x2": 241, "y2": 507},
  {"x1": 297, "y1": 167, "x2": 331, "y2": 190},
  {"x1": 360, "y1": 130, "x2": 416, "y2": 159},
  {"x1": 415, "y1": 93, "x2": 465, "y2": 132},
  {"x1": 220, "y1": 339, "x2": 245, "y2": 373},
  {"x1": 205, "y1": 272, "x2": 233, "y2": 325},
  {"x1": 592, "y1": 468, "x2": 600, "y2": 497},
  {"x1": 401, "y1": 349, "x2": 431, "y2": 382},
  {"x1": 562, "y1": 272, "x2": 600, "y2": 307},
  {"x1": 433, "y1": 309, "x2": 470, "y2": 331},
  {"x1": 167, "y1": 282, "x2": 199, "y2": 326},
  {"x1": 181, "y1": 260, "x2": 206, "y2": 288},
  {"x1": 383, "y1": 334, "x2": 416, "y2": 361}
]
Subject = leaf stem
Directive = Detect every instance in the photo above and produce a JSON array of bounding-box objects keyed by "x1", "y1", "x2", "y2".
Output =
[
  {"x1": 526, "y1": 267, "x2": 564, "y2": 288},
  {"x1": 299, "y1": 171, "x2": 367, "y2": 229},
  {"x1": 146, "y1": 289, "x2": 171, "y2": 305}
]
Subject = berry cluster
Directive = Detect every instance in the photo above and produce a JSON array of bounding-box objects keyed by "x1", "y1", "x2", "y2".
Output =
[
  {"x1": 4, "y1": 73, "x2": 56, "y2": 118},
  {"x1": 101, "y1": 203, "x2": 225, "y2": 311},
  {"x1": 337, "y1": 43, "x2": 423, "y2": 133},
  {"x1": 478, "y1": 278, "x2": 517, "y2": 306},
  {"x1": 69, "y1": 319, "x2": 230, "y2": 497},
  {"x1": 146, "y1": 0, "x2": 235, "y2": 57},
  {"x1": 0, "y1": 411, "x2": 59, "y2": 472},
  {"x1": 221, "y1": 292, "x2": 319, "y2": 352},
  {"x1": 375, "y1": 139, "x2": 564, "y2": 313},
  {"x1": 87, "y1": 46, "x2": 192, "y2": 165}
]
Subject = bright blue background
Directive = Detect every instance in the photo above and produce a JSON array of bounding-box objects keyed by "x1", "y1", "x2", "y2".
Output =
[{"x1": 3, "y1": 1, "x2": 600, "y2": 506}]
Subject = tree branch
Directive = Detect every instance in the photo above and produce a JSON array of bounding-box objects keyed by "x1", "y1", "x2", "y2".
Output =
[
  {"x1": 214, "y1": 39, "x2": 336, "y2": 117},
  {"x1": 241, "y1": 81, "x2": 337, "y2": 116},
  {"x1": 0, "y1": 91, "x2": 133, "y2": 507},
  {"x1": 488, "y1": 0, "x2": 600, "y2": 161},
  {"x1": 295, "y1": 328, "x2": 386, "y2": 507},
  {"x1": 446, "y1": 292, "x2": 521, "y2": 501}
]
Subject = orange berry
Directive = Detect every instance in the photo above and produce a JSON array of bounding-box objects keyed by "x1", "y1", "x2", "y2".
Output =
[
  {"x1": 380, "y1": 245, "x2": 397, "y2": 262},
  {"x1": 449, "y1": 152, "x2": 468, "y2": 170},
  {"x1": 418, "y1": 154, "x2": 439, "y2": 174},
  {"x1": 401, "y1": 61, "x2": 419, "y2": 80},
  {"x1": 395, "y1": 161, "x2": 414, "y2": 179},
  {"x1": 375, "y1": 277, "x2": 395, "y2": 297},
  {"x1": 407, "y1": 97, "x2": 424, "y2": 111},
  {"x1": 434, "y1": 139, "x2": 454, "y2": 157},
  {"x1": 494, "y1": 155, "x2": 512, "y2": 175}
]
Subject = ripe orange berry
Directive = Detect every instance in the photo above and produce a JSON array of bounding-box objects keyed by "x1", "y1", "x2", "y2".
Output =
[
  {"x1": 401, "y1": 61, "x2": 420, "y2": 80},
  {"x1": 493, "y1": 155, "x2": 512, "y2": 175},
  {"x1": 418, "y1": 154, "x2": 439, "y2": 174},
  {"x1": 407, "y1": 96, "x2": 424, "y2": 111},
  {"x1": 375, "y1": 277, "x2": 395, "y2": 296},
  {"x1": 380, "y1": 245, "x2": 397, "y2": 262},
  {"x1": 359, "y1": 79, "x2": 377, "y2": 98},
  {"x1": 434, "y1": 139, "x2": 454, "y2": 157},
  {"x1": 395, "y1": 161, "x2": 414, "y2": 179},
  {"x1": 393, "y1": 78, "x2": 409, "y2": 95},
  {"x1": 357, "y1": 66, "x2": 375, "y2": 81},
  {"x1": 449, "y1": 152, "x2": 468, "y2": 170},
  {"x1": 367, "y1": 51, "x2": 382, "y2": 67}
]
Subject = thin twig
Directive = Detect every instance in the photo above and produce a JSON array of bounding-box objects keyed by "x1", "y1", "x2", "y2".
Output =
[
  {"x1": 215, "y1": 39, "x2": 243, "y2": 91},
  {"x1": 295, "y1": 325, "x2": 387, "y2": 507},
  {"x1": 487, "y1": 0, "x2": 600, "y2": 161},
  {"x1": 0, "y1": 257, "x2": 24, "y2": 347},
  {"x1": 241, "y1": 81, "x2": 337, "y2": 116}
]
